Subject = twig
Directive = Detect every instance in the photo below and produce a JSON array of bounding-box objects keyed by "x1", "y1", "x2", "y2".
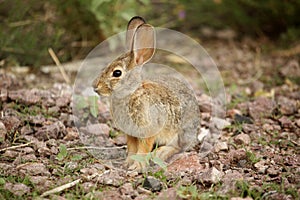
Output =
[
  {"x1": 67, "y1": 145, "x2": 127, "y2": 151},
  {"x1": 41, "y1": 178, "x2": 80, "y2": 197},
  {"x1": 40, "y1": 170, "x2": 110, "y2": 197},
  {"x1": 0, "y1": 142, "x2": 33, "y2": 152},
  {"x1": 48, "y1": 48, "x2": 71, "y2": 84}
]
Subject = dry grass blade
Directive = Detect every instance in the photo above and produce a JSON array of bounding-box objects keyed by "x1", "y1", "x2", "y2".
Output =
[
  {"x1": 40, "y1": 170, "x2": 110, "y2": 197},
  {"x1": 48, "y1": 48, "x2": 71, "y2": 84},
  {"x1": 0, "y1": 142, "x2": 33, "y2": 152}
]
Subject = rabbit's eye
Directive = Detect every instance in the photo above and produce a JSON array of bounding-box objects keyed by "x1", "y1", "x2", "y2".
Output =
[{"x1": 112, "y1": 70, "x2": 122, "y2": 77}]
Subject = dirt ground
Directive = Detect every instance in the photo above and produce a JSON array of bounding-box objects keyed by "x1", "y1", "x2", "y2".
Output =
[{"x1": 0, "y1": 38, "x2": 299, "y2": 199}]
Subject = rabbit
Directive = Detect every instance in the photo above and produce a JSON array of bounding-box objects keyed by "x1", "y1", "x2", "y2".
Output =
[{"x1": 93, "y1": 16, "x2": 200, "y2": 171}]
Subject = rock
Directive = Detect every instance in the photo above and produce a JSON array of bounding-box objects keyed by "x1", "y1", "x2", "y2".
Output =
[
  {"x1": 113, "y1": 134, "x2": 127, "y2": 146},
  {"x1": 4, "y1": 183, "x2": 30, "y2": 196},
  {"x1": 97, "y1": 171, "x2": 124, "y2": 187},
  {"x1": 63, "y1": 128, "x2": 79, "y2": 141},
  {"x1": 48, "y1": 106, "x2": 60, "y2": 115},
  {"x1": 229, "y1": 149, "x2": 247, "y2": 163},
  {"x1": 248, "y1": 97, "x2": 275, "y2": 120},
  {"x1": 81, "y1": 182, "x2": 95, "y2": 193},
  {"x1": 35, "y1": 121, "x2": 66, "y2": 140},
  {"x1": 80, "y1": 167, "x2": 98, "y2": 176},
  {"x1": 211, "y1": 117, "x2": 231, "y2": 130},
  {"x1": 0, "y1": 121, "x2": 7, "y2": 140},
  {"x1": 0, "y1": 88, "x2": 8, "y2": 101},
  {"x1": 22, "y1": 147, "x2": 34, "y2": 154},
  {"x1": 277, "y1": 96, "x2": 297, "y2": 115},
  {"x1": 254, "y1": 160, "x2": 268, "y2": 174},
  {"x1": 234, "y1": 133, "x2": 251, "y2": 145},
  {"x1": 18, "y1": 163, "x2": 50, "y2": 176},
  {"x1": 87, "y1": 190, "x2": 122, "y2": 200},
  {"x1": 29, "y1": 176, "x2": 48, "y2": 185},
  {"x1": 142, "y1": 176, "x2": 162, "y2": 192},
  {"x1": 199, "y1": 141, "x2": 214, "y2": 158},
  {"x1": 157, "y1": 188, "x2": 178, "y2": 200},
  {"x1": 198, "y1": 167, "x2": 223, "y2": 185},
  {"x1": 197, "y1": 93, "x2": 212, "y2": 112},
  {"x1": 296, "y1": 119, "x2": 300, "y2": 127},
  {"x1": 280, "y1": 59, "x2": 300, "y2": 78},
  {"x1": 21, "y1": 154, "x2": 37, "y2": 162},
  {"x1": 20, "y1": 126, "x2": 33, "y2": 135},
  {"x1": 119, "y1": 182, "x2": 138, "y2": 197},
  {"x1": 198, "y1": 128, "x2": 210, "y2": 142},
  {"x1": 137, "y1": 186, "x2": 152, "y2": 195},
  {"x1": 8, "y1": 89, "x2": 41, "y2": 105},
  {"x1": 262, "y1": 124, "x2": 274, "y2": 132},
  {"x1": 267, "y1": 167, "x2": 279, "y2": 177},
  {"x1": 168, "y1": 153, "x2": 204, "y2": 173},
  {"x1": 242, "y1": 124, "x2": 257, "y2": 134},
  {"x1": 85, "y1": 123, "x2": 110, "y2": 136},
  {"x1": 214, "y1": 141, "x2": 228, "y2": 152},
  {"x1": 28, "y1": 115, "x2": 45, "y2": 125},
  {"x1": 1, "y1": 116, "x2": 22, "y2": 133},
  {"x1": 3, "y1": 150, "x2": 19, "y2": 159},
  {"x1": 0, "y1": 73, "x2": 18, "y2": 89},
  {"x1": 230, "y1": 197, "x2": 253, "y2": 200},
  {"x1": 219, "y1": 170, "x2": 243, "y2": 193},
  {"x1": 234, "y1": 114, "x2": 253, "y2": 124},
  {"x1": 278, "y1": 116, "x2": 293, "y2": 129},
  {"x1": 56, "y1": 94, "x2": 71, "y2": 108}
]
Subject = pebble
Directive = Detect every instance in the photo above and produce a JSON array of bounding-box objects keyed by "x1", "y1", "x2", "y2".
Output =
[
  {"x1": 198, "y1": 167, "x2": 224, "y2": 184},
  {"x1": 278, "y1": 116, "x2": 293, "y2": 129},
  {"x1": 220, "y1": 170, "x2": 243, "y2": 193},
  {"x1": 18, "y1": 162, "x2": 50, "y2": 176},
  {"x1": 254, "y1": 160, "x2": 268, "y2": 174},
  {"x1": 248, "y1": 97, "x2": 275, "y2": 120},
  {"x1": 86, "y1": 123, "x2": 110, "y2": 136},
  {"x1": 4, "y1": 183, "x2": 30, "y2": 196},
  {"x1": 214, "y1": 141, "x2": 228, "y2": 152},
  {"x1": 277, "y1": 96, "x2": 297, "y2": 115},
  {"x1": 234, "y1": 133, "x2": 251, "y2": 145},
  {"x1": 211, "y1": 117, "x2": 231, "y2": 130},
  {"x1": 142, "y1": 176, "x2": 162, "y2": 192},
  {"x1": 0, "y1": 121, "x2": 7, "y2": 140}
]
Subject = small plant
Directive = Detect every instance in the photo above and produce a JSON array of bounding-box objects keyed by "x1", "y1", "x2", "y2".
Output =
[
  {"x1": 245, "y1": 150, "x2": 260, "y2": 164},
  {"x1": 56, "y1": 144, "x2": 83, "y2": 161},
  {"x1": 74, "y1": 95, "x2": 99, "y2": 118},
  {"x1": 130, "y1": 152, "x2": 167, "y2": 171},
  {"x1": 56, "y1": 144, "x2": 68, "y2": 161},
  {"x1": 177, "y1": 185, "x2": 199, "y2": 199}
]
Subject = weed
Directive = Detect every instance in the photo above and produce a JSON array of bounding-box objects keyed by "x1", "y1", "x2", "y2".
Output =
[
  {"x1": 245, "y1": 150, "x2": 260, "y2": 164},
  {"x1": 236, "y1": 181, "x2": 262, "y2": 199},
  {"x1": 130, "y1": 152, "x2": 167, "y2": 172},
  {"x1": 177, "y1": 185, "x2": 199, "y2": 199}
]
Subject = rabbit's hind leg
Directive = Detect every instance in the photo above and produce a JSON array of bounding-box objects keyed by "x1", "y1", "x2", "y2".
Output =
[{"x1": 154, "y1": 145, "x2": 180, "y2": 162}]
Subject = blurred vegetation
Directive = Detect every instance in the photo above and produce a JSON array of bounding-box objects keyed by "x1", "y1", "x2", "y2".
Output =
[
  {"x1": 0, "y1": 0, "x2": 299, "y2": 67},
  {"x1": 177, "y1": 0, "x2": 300, "y2": 43}
]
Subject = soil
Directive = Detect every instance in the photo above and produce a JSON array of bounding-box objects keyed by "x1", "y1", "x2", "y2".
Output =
[{"x1": 0, "y1": 38, "x2": 299, "y2": 199}]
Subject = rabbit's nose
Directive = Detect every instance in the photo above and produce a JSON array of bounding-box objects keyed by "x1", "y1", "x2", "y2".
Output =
[{"x1": 94, "y1": 87, "x2": 100, "y2": 93}]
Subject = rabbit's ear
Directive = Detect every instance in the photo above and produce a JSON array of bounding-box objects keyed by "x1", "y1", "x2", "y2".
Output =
[
  {"x1": 126, "y1": 16, "x2": 146, "y2": 50},
  {"x1": 133, "y1": 24, "x2": 156, "y2": 66}
]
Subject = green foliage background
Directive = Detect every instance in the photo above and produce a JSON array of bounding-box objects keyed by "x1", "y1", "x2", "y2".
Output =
[{"x1": 0, "y1": 0, "x2": 299, "y2": 67}]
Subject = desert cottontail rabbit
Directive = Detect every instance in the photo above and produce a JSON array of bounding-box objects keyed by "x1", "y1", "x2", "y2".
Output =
[{"x1": 93, "y1": 16, "x2": 200, "y2": 171}]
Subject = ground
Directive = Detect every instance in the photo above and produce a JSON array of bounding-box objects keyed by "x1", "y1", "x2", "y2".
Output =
[{"x1": 0, "y1": 38, "x2": 299, "y2": 200}]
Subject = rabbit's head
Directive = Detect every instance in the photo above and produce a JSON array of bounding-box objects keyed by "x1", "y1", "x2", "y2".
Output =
[{"x1": 93, "y1": 16, "x2": 156, "y2": 97}]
